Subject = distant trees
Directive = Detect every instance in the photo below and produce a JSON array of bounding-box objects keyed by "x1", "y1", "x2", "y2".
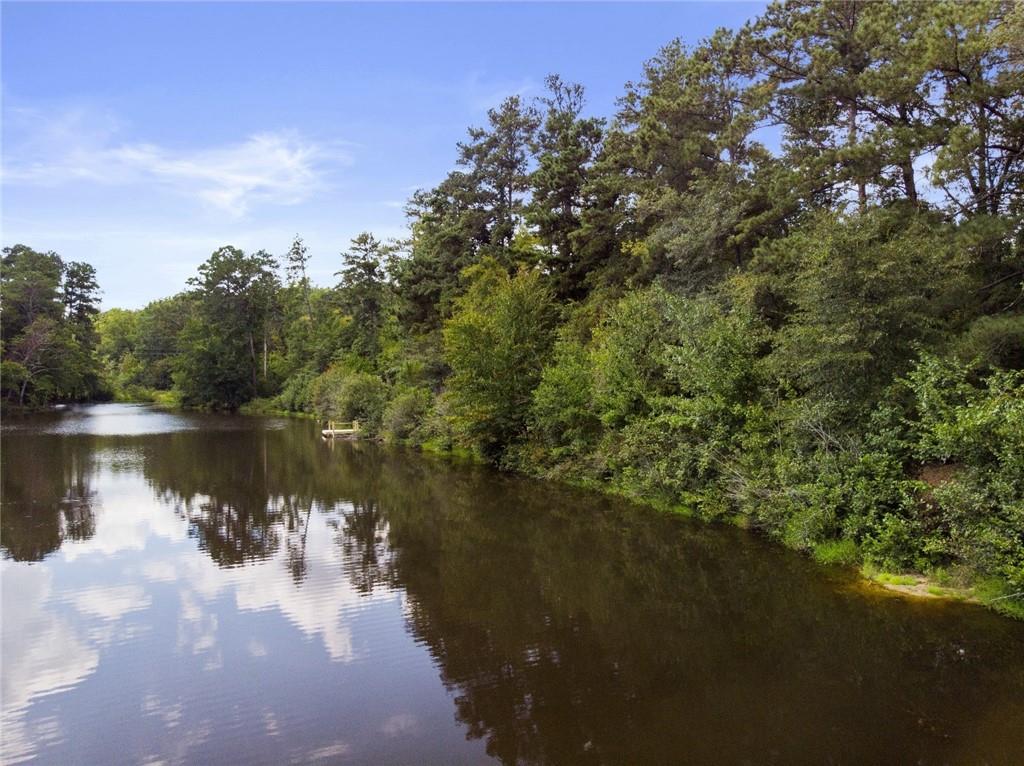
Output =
[
  {"x1": 175, "y1": 246, "x2": 280, "y2": 409},
  {"x1": 1, "y1": 245, "x2": 103, "y2": 404}
]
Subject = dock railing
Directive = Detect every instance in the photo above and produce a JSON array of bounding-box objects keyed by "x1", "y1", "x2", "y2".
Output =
[{"x1": 322, "y1": 420, "x2": 361, "y2": 438}]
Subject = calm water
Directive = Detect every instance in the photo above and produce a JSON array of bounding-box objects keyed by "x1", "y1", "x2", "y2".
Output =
[{"x1": 2, "y1": 404, "x2": 1023, "y2": 765}]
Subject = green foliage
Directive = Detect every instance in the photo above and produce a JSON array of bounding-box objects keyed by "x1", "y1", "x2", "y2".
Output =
[
  {"x1": 900, "y1": 355, "x2": 1024, "y2": 590},
  {"x1": 443, "y1": 262, "x2": 556, "y2": 458},
  {"x1": 175, "y1": 246, "x2": 279, "y2": 409},
  {"x1": 953, "y1": 314, "x2": 1024, "y2": 371},
  {"x1": 335, "y1": 233, "x2": 391, "y2": 362},
  {"x1": 382, "y1": 387, "x2": 432, "y2": 441},
  {"x1": 276, "y1": 369, "x2": 318, "y2": 413},
  {"x1": 601, "y1": 296, "x2": 766, "y2": 514},
  {"x1": 813, "y1": 539, "x2": 860, "y2": 567},
  {"x1": 310, "y1": 366, "x2": 389, "y2": 434},
  {"x1": 589, "y1": 286, "x2": 682, "y2": 428},
  {"x1": 530, "y1": 337, "x2": 599, "y2": 461},
  {"x1": 1, "y1": 245, "x2": 103, "y2": 405},
  {"x1": 527, "y1": 75, "x2": 605, "y2": 299},
  {"x1": 762, "y1": 210, "x2": 969, "y2": 426}
]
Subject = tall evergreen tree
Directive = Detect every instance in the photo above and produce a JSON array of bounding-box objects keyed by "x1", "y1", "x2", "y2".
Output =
[
  {"x1": 457, "y1": 96, "x2": 540, "y2": 256},
  {"x1": 336, "y1": 233, "x2": 389, "y2": 362},
  {"x1": 284, "y1": 235, "x2": 314, "y2": 319},
  {"x1": 527, "y1": 75, "x2": 605, "y2": 299}
]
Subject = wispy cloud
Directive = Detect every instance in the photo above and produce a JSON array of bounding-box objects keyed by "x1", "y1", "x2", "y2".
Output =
[
  {"x1": 3, "y1": 106, "x2": 351, "y2": 218},
  {"x1": 462, "y1": 71, "x2": 537, "y2": 112}
]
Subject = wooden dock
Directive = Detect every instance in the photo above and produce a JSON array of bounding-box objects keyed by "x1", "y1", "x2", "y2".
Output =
[{"x1": 321, "y1": 420, "x2": 360, "y2": 439}]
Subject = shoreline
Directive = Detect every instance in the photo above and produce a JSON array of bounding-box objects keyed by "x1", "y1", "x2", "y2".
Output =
[
  {"x1": 16, "y1": 400, "x2": 1020, "y2": 620},
  {"x1": 386, "y1": 435, "x2": 1024, "y2": 622}
]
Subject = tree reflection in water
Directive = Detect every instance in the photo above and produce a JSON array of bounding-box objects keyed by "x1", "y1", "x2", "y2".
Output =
[
  {"x1": 135, "y1": 432, "x2": 1017, "y2": 766},
  {"x1": 2, "y1": 434, "x2": 98, "y2": 561},
  {"x1": 3, "y1": 415, "x2": 1023, "y2": 764}
]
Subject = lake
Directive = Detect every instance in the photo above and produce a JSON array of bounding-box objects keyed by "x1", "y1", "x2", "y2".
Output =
[{"x1": 2, "y1": 403, "x2": 1023, "y2": 765}]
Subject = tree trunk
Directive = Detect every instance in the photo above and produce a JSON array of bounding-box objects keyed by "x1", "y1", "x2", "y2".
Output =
[
  {"x1": 249, "y1": 332, "x2": 258, "y2": 386},
  {"x1": 848, "y1": 105, "x2": 866, "y2": 212},
  {"x1": 901, "y1": 159, "x2": 918, "y2": 205}
]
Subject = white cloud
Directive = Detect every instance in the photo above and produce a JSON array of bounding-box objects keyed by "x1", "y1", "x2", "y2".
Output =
[
  {"x1": 300, "y1": 740, "x2": 351, "y2": 762},
  {"x1": 380, "y1": 712, "x2": 418, "y2": 737},
  {"x1": 461, "y1": 71, "x2": 537, "y2": 112},
  {"x1": 3, "y1": 106, "x2": 351, "y2": 218},
  {"x1": 1, "y1": 565, "x2": 99, "y2": 764},
  {"x1": 69, "y1": 584, "x2": 151, "y2": 621}
]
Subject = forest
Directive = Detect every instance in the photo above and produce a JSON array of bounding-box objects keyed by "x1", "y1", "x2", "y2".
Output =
[{"x1": 3, "y1": 0, "x2": 1022, "y2": 611}]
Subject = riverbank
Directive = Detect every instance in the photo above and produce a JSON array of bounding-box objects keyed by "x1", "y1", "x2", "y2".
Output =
[
  {"x1": 357, "y1": 426, "x2": 1024, "y2": 623},
  {"x1": 384, "y1": 435, "x2": 1024, "y2": 622},
  {"x1": 60, "y1": 398, "x2": 1024, "y2": 622}
]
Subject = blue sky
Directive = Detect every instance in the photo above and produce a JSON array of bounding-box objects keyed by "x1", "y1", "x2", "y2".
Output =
[{"x1": 2, "y1": 2, "x2": 765, "y2": 309}]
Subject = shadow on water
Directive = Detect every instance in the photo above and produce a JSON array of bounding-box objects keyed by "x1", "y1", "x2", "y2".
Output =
[{"x1": 2, "y1": 404, "x2": 1023, "y2": 765}]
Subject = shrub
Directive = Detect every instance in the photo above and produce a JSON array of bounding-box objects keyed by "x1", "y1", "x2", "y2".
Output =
[
  {"x1": 443, "y1": 262, "x2": 556, "y2": 458},
  {"x1": 310, "y1": 366, "x2": 388, "y2": 434},
  {"x1": 761, "y1": 210, "x2": 967, "y2": 428},
  {"x1": 589, "y1": 285, "x2": 683, "y2": 428},
  {"x1": 277, "y1": 369, "x2": 317, "y2": 412},
  {"x1": 530, "y1": 337, "x2": 600, "y2": 460},
  {"x1": 383, "y1": 387, "x2": 433, "y2": 441}
]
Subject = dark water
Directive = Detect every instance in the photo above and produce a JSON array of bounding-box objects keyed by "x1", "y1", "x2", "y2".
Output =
[{"x1": 2, "y1": 404, "x2": 1023, "y2": 765}]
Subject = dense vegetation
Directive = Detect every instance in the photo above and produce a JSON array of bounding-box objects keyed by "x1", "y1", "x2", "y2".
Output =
[
  {"x1": 1, "y1": 245, "x2": 104, "y2": 405},
  {"x1": 3, "y1": 0, "x2": 1022, "y2": 610}
]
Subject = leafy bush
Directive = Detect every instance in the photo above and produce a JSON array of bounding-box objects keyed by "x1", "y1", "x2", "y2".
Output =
[
  {"x1": 310, "y1": 366, "x2": 389, "y2": 434},
  {"x1": 760, "y1": 210, "x2": 967, "y2": 427},
  {"x1": 443, "y1": 262, "x2": 556, "y2": 458},
  {"x1": 530, "y1": 337, "x2": 600, "y2": 461},
  {"x1": 383, "y1": 387, "x2": 433, "y2": 441},
  {"x1": 589, "y1": 285, "x2": 682, "y2": 428},
  {"x1": 277, "y1": 369, "x2": 317, "y2": 412},
  {"x1": 902, "y1": 355, "x2": 1024, "y2": 589}
]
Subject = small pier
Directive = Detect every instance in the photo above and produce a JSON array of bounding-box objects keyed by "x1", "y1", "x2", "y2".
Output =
[{"x1": 321, "y1": 420, "x2": 360, "y2": 439}]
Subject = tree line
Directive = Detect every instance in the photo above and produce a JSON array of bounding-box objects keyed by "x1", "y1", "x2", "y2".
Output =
[
  {"x1": 3, "y1": 0, "x2": 1022, "y2": 611},
  {"x1": 1, "y1": 245, "x2": 103, "y2": 405}
]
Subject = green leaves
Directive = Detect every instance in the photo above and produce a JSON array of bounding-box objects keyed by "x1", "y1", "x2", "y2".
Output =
[
  {"x1": 443, "y1": 263, "x2": 556, "y2": 458},
  {"x1": 1, "y1": 245, "x2": 103, "y2": 404},
  {"x1": 762, "y1": 209, "x2": 969, "y2": 426},
  {"x1": 176, "y1": 246, "x2": 281, "y2": 409}
]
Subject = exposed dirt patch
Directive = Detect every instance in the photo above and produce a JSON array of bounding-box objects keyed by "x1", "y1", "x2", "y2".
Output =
[{"x1": 917, "y1": 462, "x2": 960, "y2": 487}]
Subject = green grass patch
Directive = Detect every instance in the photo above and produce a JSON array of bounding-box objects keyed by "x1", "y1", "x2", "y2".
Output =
[
  {"x1": 812, "y1": 539, "x2": 860, "y2": 566},
  {"x1": 150, "y1": 389, "x2": 182, "y2": 408},
  {"x1": 877, "y1": 573, "x2": 917, "y2": 586},
  {"x1": 925, "y1": 584, "x2": 967, "y2": 600},
  {"x1": 974, "y1": 579, "x2": 1024, "y2": 620},
  {"x1": 861, "y1": 565, "x2": 917, "y2": 586}
]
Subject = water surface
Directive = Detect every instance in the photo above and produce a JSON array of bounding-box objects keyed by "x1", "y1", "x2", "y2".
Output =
[{"x1": 2, "y1": 404, "x2": 1023, "y2": 765}]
